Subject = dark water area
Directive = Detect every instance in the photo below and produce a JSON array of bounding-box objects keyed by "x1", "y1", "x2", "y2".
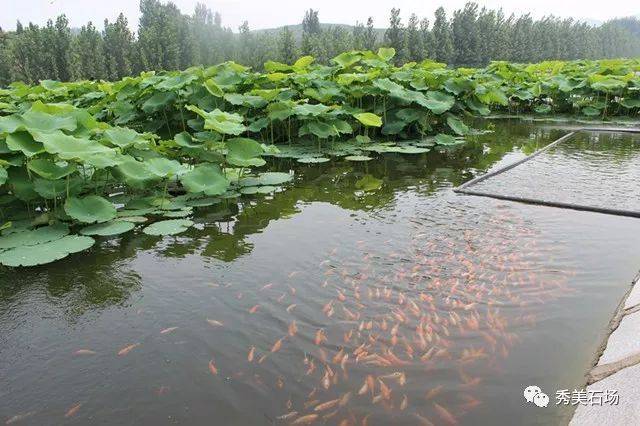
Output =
[
  {"x1": 468, "y1": 130, "x2": 640, "y2": 212},
  {"x1": 2, "y1": 119, "x2": 640, "y2": 426}
]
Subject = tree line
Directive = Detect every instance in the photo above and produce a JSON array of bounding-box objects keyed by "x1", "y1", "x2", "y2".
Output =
[{"x1": 0, "y1": 0, "x2": 639, "y2": 85}]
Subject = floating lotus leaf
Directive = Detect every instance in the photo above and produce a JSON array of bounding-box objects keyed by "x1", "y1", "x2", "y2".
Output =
[
  {"x1": 434, "y1": 134, "x2": 461, "y2": 146},
  {"x1": 355, "y1": 175, "x2": 383, "y2": 191},
  {"x1": 119, "y1": 216, "x2": 148, "y2": 223},
  {"x1": 238, "y1": 172, "x2": 293, "y2": 187},
  {"x1": 6, "y1": 131, "x2": 44, "y2": 157},
  {"x1": 27, "y1": 158, "x2": 77, "y2": 180},
  {"x1": 226, "y1": 138, "x2": 266, "y2": 167},
  {"x1": 162, "y1": 209, "x2": 193, "y2": 218},
  {"x1": 80, "y1": 220, "x2": 135, "y2": 236},
  {"x1": 297, "y1": 157, "x2": 330, "y2": 164},
  {"x1": 386, "y1": 146, "x2": 431, "y2": 154},
  {"x1": 118, "y1": 208, "x2": 156, "y2": 217},
  {"x1": 0, "y1": 223, "x2": 69, "y2": 249},
  {"x1": 185, "y1": 197, "x2": 222, "y2": 207},
  {"x1": 180, "y1": 163, "x2": 230, "y2": 195},
  {"x1": 240, "y1": 185, "x2": 279, "y2": 195},
  {"x1": 0, "y1": 235, "x2": 95, "y2": 267},
  {"x1": 354, "y1": 112, "x2": 383, "y2": 127},
  {"x1": 344, "y1": 155, "x2": 373, "y2": 161},
  {"x1": 64, "y1": 195, "x2": 117, "y2": 224},
  {"x1": 142, "y1": 219, "x2": 194, "y2": 236}
]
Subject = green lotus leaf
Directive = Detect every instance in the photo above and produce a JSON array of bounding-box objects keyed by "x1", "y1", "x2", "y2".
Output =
[
  {"x1": 293, "y1": 103, "x2": 331, "y2": 116},
  {"x1": 344, "y1": 155, "x2": 373, "y2": 161},
  {"x1": 204, "y1": 79, "x2": 224, "y2": 97},
  {"x1": 162, "y1": 208, "x2": 193, "y2": 218},
  {"x1": 113, "y1": 158, "x2": 158, "y2": 187},
  {"x1": 142, "y1": 219, "x2": 194, "y2": 236},
  {"x1": 0, "y1": 235, "x2": 95, "y2": 267},
  {"x1": 184, "y1": 197, "x2": 222, "y2": 207},
  {"x1": 355, "y1": 174, "x2": 383, "y2": 191},
  {"x1": 6, "y1": 131, "x2": 44, "y2": 157},
  {"x1": 354, "y1": 113, "x2": 383, "y2": 127},
  {"x1": 27, "y1": 158, "x2": 76, "y2": 180},
  {"x1": 142, "y1": 91, "x2": 176, "y2": 113},
  {"x1": 297, "y1": 157, "x2": 330, "y2": 164},
  {"x1": 117, "y1": 208, "x2": 156, "y2": 217},
  {"x1": 0, "y1": 115, "x2": 25, "y2": 134},
  {"x1": 64, "y1": 195, "x2": 117, "y2": 224},
  {"x1": 146, "y1": 158, "x2": 188, "y2": 178},
  {"x1": 305, "y1": 121, "x2": 338, "y2": 139},
  {"x1": 0, "y1": 224, "x2": 69, "y2": 249},
  {"x1": 377, "y1": 47, "x2": 396, "y2": 62},
  {"x1": 581, "y1": 106, "x2": 601, "y2": 116},
  {"x1": 103, "y1": 127, "x2": 148, "y2": 149},
  {"x1": 186, "y1": 105, "x2": 246, "y2": 135},
  {"x1": 421, "y1": 91, "x2": 455, "y2": 114},
  {"x1": 620, "y1": 98, "x2": 640, "y2": 108},
  {"x1": 21, "y1": 109, "x2": 77, "y2": 133},
  {"x1": 80, "y1": 220, "x2": 135, "y2": 236},
  {"x1": 0, "y1": 167, "x2": 6, "y2": 186},
  {"x1": 7, "y1": 168, "x2": 39, "y2": 202},
  {"x1": 534, "y1": 104, "x2": 552, "y2": 114},
  {"x1": 119, "y1": 216, "x2": 148, "y2": 223},
  {"x1": 386, "y1": 146, "x2": 431, "y2": 154},
  {"x1": 155, "y1": 73, "x2": 197, "y2": 91},
  {"x1": 293, "y1": 56, "x2": 315, "y2": 69},
  {"x1": 238, "y1": 172, "x2": 293, "y2": 187},
  {"x1": 33, "y1": 176, "x2": 83, "y2": 199},
  {"x1": 435, "y1": 134, "x2": 463, "y2": 146},
  {"x1": 332, "y1": 51, "x2": 362, "y2": 68},
  {"x1": 174, "y1": 132, "x2": 202, "y2": 148},
  {"x1": 240, "y1": 185, "x2": 278, "y2": 195},
  {"x1": 226, "y1": 137, "x2": 266, "y2": 167},
  {"x1": 180, "y1": 163, "x2": 230, "y2": 195},
  {"x1": 590, "y1": 78, "x2": 626, "y2": 92},
  {"x1": 34, "y1": 130, "x2": 114, "y2": 161},
  {"x1": 446, "y1": 116, "x2": 470, "y2": 135}
]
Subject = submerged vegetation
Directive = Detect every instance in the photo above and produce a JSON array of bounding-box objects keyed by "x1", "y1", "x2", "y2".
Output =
[{"x1": 0, "y1": 48, "x2": 639, "y2": 266}]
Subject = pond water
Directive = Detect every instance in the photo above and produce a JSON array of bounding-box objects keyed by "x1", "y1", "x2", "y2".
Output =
[
  {"x1": 2, "y1": 119, "x2": 640, "y2": 426},
  {"x1": 466, "y1": 130, "x2": 640, "y2": 213}
]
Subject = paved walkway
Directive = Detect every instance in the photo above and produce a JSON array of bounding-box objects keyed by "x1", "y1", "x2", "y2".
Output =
[{"x1": 570, "y1": 273, "x2": 640, "y2": 425}]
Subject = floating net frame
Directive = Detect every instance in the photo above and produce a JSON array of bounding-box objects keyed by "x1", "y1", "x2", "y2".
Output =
[{"x1": 454, "y1": 127, "x2": 640, "y2": 219}]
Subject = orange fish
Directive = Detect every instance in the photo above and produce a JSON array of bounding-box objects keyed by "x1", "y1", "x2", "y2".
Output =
[
  {"x1": 64, "y1": 403, "x2": 82, "y2": 418},
  {"x1": 247, "y1": 346, "x2": 255, "y2": 362},
  {"x1": 160, "y1": 327, "x2": 178, "y2": 334},
  {"x1": 288, "y1": 321, "x2": 298, "y2": 337},
  {"x1": 271, "y1": 337, "x2": 284, "y2": 353},
  {"x1": 208, "y1": 359, "x2": 218, "y2": 375},
  {"x1": 117, "y1": 343, "x2": 139, "y2": 356},
  {"x1": 249, "y1": 305, "x2": 260, "y2": 314},
  {"x1": 314, "y1": 399, "x2": 339, "y2": 412},
  {"x1": 433, "y1": 403, "x2": 457, "y2": 425},
  {"x1": 291, "y1": 414, "x2": 318, "y2": 424},
  {"x1": 73, "y1": 349, "x2": 96, "y2": 356}
]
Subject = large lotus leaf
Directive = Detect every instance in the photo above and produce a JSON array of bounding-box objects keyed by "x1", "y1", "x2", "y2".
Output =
[
  {"x1": 267, "y1": 102, "x2": 295, "y2": 121},
  {"x1": 155, "y1": 73, "x2": 197, "y2": 91},
  {"x1": 146, "y1": 158, "x2": 188, "y2": 178},
  {"x1": 27, "y1": 158, "x2": 76, "y2": 180},
  {"x1": 373, "y1": 78, "x2": 405, "y2": 94},
  {"x1": 239, "y1": 172, "x2": 293, "y2": 187},
  {"x1": 590, "y1": 78, "x2": 626, "y2": 92},
  {"x1": 0, "y1": 167, "x2": 6, "y2": 186},
  {"x1": 355, "y1": 175, "x2": 383, "y2": 191},
  {"x1": 174, "y1": 132, "x2": 202, "y2": 148},
  {"x1": 226, "y1": 138, "x2": 265, "y2": 167},
  {"x1": 377, "y1": 47, "x2": 396, "y2": 62},
  {"x1": 353, "y1": 113, "x2": 382, "y2": 127},
  {"x1": 204, "y1": 79, "x2": 224, "y2": 97},
  {"x1": 142, "y1": 219, "x2": 193, "y2": 236},
  {"x1": 21, "y1": 109, "x2": 77, "y2": 133},
  {"x1": 581, "y1": 106, "x2": 601, "y2": 116},
  {"x1": 293, "y1": 104, "x2": 331, "y2": 116},
  {"x1": 435, "y1": 134, "x2": 463, "y2": 146},
  {"x1": 6, "y1": 131, "x2": 44, "y2": 157},
  {"x1": 7, "y1": 168, "x2": 39, "y2": 202},
  {"x1": 103, "y1": 127, "x2": 148, "y2": 149},
  {"x1": 247, "y1": 117, "x2": 270, "y2": 132},
  {"x1": 33, "y1": 176, "x2": 83, "y2": 199},
  {"x1": 180, "y1": 164, "x2": 229, "y2": 195},
  {"x1": 332, "y1": 51, "x2": 362, "y2": 68},
  {"x1": 80, "y1": 220, "x2": 135, "y2": 236},
  {"x1": 474, "y1": 86, "x2": 508, "y2": 106},
  {"x1": 344, "y1": 155, "x2": 373, "y2": 161},
  {"x1": 224, "y1": 93, "x2": 267, "y2": 108},
  {"x1": 34, "y1": 131, "x2": 114, "y2": 161},
  {"x1": 0, "y1": 223, "x2": 69, "y2": 250},
  {"x1": 64, "y1": 195, "x2": 117, "y2": 224},
  {"x1": 186, "y1": 105, "x2": 246, "y2": 135},
  {"x1": 306, "y1": 121, "x2": 338, "y2": 139},
  {"x1": 620, "y1": 98, "x2": 640, "y2": 108},
  {"x1": 113, "y1": 158, "x2": 158, "y2": 187},
  {"x1": 294, "y1": 56, "x2": 315, "y2": 69},
  {"x1": 0, "y1": 115, "x2": 24, "y2": 134},
  {"x1": 421, "y1": 91, "x2": 455, "y2": 114},
  {"x1": 396, "y1": 108, "x2": 425, "y2": 123},
  {"x1": 0, "y1": 235, "x2": 95, "y2": 267},
  {"x1": 142, "y1": 91, "x2": 177, "y2": 113},
  {"x1": 446, "y1": 116, "x2": 470, "y2": 135}
]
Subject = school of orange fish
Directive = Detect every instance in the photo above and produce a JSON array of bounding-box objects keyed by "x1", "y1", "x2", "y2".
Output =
[{"x1": 6, "y1": 210, "x2": 577, "y2": 425}]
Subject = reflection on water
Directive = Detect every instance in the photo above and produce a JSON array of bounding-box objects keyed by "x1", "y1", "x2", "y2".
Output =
[
  {"x1": 1, "y1": 119, "x2": 640, "y2": 426},
  {"x1": 468, "y1": 131, "x2": 640, "y2": 212}
]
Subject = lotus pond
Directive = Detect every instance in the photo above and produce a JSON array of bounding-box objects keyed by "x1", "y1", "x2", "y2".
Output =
[{"x1": 2, "y1": 118, "x2": 640, "y2": 426}]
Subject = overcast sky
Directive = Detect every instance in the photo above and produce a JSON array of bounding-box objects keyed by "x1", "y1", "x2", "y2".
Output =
[{"x1": 2, "y1": 0, "x2": 638, "y2": 32}]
